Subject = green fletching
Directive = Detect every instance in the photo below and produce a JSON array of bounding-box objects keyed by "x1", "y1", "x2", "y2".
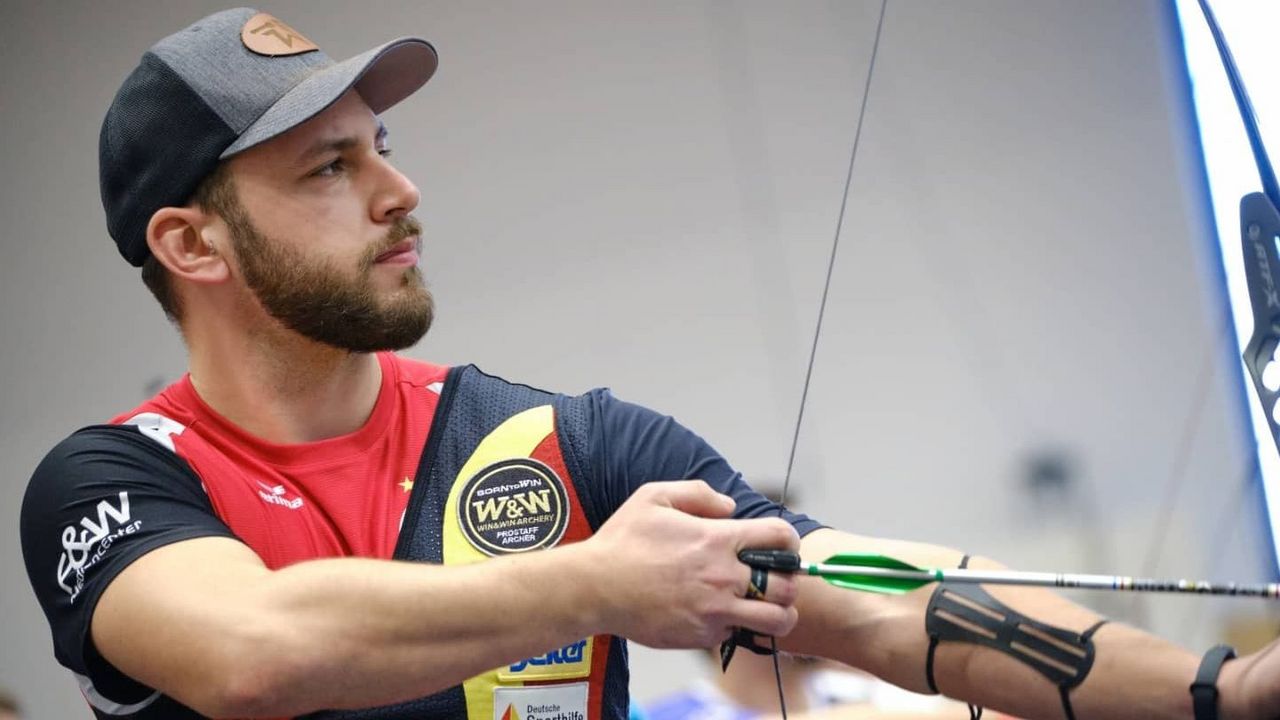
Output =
[{"x1": 812, "y1": 553, "x2": 934, "y2": 595}]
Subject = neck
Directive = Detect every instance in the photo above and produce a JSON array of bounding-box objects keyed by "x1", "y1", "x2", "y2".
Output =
[{"x1": 185, "y1": 314, "x2": 385, "y2": 444}]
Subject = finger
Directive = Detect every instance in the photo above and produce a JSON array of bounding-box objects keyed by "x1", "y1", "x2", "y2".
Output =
[
  {"x1": 745, "y1": 566, "x2": 768, "y2": 601},
  {"x1": 724, "y1": 517, "x2": 801, "y2": 554},
  {"x1": 651, "y1": 480, "x2": 736, "y2": 519},
  {"x1": 724, "y1": 598, "x2": 800, "y2": 639},
  {"x1": 742, "y1": 566, "x2": 800, "y2": 607}
]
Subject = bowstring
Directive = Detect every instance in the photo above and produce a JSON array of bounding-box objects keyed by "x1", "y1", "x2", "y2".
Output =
[{"x1": 769, "y1": 1, "x2": 890, "y2": 717}]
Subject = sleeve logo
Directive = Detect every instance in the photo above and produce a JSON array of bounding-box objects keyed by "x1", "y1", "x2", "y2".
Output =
[
  {"x1": 56, "y1": 492, "x2": 140, "y2": 602},
  {"x1": 458, "y1": 459, "x2": 568, "y2": 556}
]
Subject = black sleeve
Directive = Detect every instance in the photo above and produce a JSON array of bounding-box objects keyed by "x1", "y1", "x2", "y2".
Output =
[
  {"x1": 20, "y1": 424, "x2": 239, "y2": 691},
  {"x1": 585, "y1": 389, "x2": 824, "y2": 536}
]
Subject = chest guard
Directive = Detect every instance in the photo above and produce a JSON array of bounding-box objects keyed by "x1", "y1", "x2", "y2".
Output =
[{"x1": 304, "y1": 365, "x2": 628, "y2": 720}]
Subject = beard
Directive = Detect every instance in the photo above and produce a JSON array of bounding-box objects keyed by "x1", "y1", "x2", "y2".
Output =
[{"x1": 225, "y1": 203, "x2": 434, "y2": 353}]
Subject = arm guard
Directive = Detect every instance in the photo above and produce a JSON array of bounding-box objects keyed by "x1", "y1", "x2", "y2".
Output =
[{"x1": 925, "y1": 556, "x2": 1108, "y2": 720}]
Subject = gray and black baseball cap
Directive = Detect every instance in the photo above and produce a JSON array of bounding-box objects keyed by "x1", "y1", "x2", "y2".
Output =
[{"x1": 99, "y1": 7, "x2": 437, "y2": 266}]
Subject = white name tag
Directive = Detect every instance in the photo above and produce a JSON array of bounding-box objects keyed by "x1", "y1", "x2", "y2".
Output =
[{"x1": 493, "y1": 682, "x2": 589, "y2": 720}]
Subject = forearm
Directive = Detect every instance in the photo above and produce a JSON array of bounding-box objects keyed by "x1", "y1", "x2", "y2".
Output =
[
  {"x1": 95, "y1": 482, "x2": 805, "y2": 717},
  {"x1": 782, "y1": 529, "x2": 1210, "y2": 720},
  {"x1": 95, "y1": 538, "x2": 605, "y2": 717},
  {"x1": 244, "y1": 545, "x2": 602, "y2": 713},
  {"x1": 904, "y1": 575, "x2": 1197, "y2": 719}
]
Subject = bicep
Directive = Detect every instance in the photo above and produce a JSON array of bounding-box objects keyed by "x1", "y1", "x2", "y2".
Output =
[
  {"x1": 91, "y1": 536, "x2": 271, "y2": 701},
  {"x1": 588, "y1": 390, "x2": 820, "y2": 533},
  {"x1": 20, "y1": 426, "x2": 248, "y2": 710}
]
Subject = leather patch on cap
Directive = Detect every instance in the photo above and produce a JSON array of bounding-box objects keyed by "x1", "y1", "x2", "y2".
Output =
[{"x1": 241, "y1": 12, "x2": 319, "y2": 57}]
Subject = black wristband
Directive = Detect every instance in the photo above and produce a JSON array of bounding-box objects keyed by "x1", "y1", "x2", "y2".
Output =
[{"x1": 1190, "y1": 644, "x2": 1237, "y2": 720}]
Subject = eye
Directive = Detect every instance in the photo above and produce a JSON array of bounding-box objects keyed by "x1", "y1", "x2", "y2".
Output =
[
  {"x1": 378, "y1": 147, "x2": 393, "y2": 159},
  {"x1": 311, "y1": 157, "x2": 346, "y2": 177}
]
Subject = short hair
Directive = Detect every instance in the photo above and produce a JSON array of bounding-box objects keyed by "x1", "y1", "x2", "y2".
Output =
[{"x1": 140, "y1": 162, "x2": 238, "y2": 324}]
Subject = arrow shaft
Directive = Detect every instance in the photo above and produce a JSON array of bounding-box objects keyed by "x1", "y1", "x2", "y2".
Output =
[{"x1": 804, "y1": 562, "x2": 1280, "y2": 598}]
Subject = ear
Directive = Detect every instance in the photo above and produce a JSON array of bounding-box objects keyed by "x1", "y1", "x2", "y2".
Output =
[{"x1": 145, "y1": 206, "x2": 230, "y2": 284}]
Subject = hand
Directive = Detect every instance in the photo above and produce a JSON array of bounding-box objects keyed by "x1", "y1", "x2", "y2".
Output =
[
  {"x1": 1220, "y1": 636, "x2": 1280, "y2": 720},
  {"x1": 582, "y1": 480, "x2": 801, "y2": 649}
]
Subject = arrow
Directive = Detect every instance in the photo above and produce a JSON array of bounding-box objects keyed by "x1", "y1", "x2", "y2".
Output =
[{"x1": 737, "y1": 549, "x2": 1280, "y2": 598}]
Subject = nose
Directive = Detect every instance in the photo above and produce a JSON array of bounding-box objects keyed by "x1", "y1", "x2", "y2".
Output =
[{"x1": 370, "y1": 155, "x2": 421, "y2": 222}]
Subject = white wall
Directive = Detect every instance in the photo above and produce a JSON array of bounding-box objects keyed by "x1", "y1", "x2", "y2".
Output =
[{"x1": 0, "y1": 1, "x2": 1273, "y2": 717}]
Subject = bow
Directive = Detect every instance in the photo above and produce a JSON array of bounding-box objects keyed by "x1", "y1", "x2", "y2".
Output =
[
  {"x1": 724, "y1": 1, "x2": 1280, "y2": 717},
  {"x1": 1191, "y1": 0, "x2": 1280, "y2": 478}
]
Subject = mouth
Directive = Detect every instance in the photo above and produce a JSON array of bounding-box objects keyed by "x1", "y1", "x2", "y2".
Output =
[{"x1": 374, "y1": 237, "x2": 420, "y2": 267}]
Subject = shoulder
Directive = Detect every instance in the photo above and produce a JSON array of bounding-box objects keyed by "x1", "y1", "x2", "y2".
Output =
[
  {"x1": 22, "y1": 424, "x2": 208, "y2": 540},
  {"x1": 32, "y1": 423, "x2": 192, "y2": 480},
  {"x1": 20, "y1": 424, "x2": 235, "y2": 685}
]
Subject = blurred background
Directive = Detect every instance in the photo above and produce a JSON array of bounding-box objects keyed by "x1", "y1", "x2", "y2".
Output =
[{"x1": 2, "y1": 1, "x2": 1278, "y2": 717}]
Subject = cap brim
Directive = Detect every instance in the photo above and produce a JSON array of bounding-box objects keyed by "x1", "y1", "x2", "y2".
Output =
[{"x1": 220, "y1": 37, "x2": 437, "y2": 158}]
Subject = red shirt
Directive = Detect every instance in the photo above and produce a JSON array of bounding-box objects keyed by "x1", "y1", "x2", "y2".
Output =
[{"x1": 110, "y1": 352, "x2": 449, "y2": 568}]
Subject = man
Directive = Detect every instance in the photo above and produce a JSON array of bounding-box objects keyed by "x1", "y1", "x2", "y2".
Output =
[{"x1": 18, "y1": 8, "x2": 1279, "y2": 720}]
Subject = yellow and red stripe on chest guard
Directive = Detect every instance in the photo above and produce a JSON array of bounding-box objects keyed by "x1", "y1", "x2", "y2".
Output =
[{"x1": 442, "y1": 405, "x2": 611, "y2": 720}]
